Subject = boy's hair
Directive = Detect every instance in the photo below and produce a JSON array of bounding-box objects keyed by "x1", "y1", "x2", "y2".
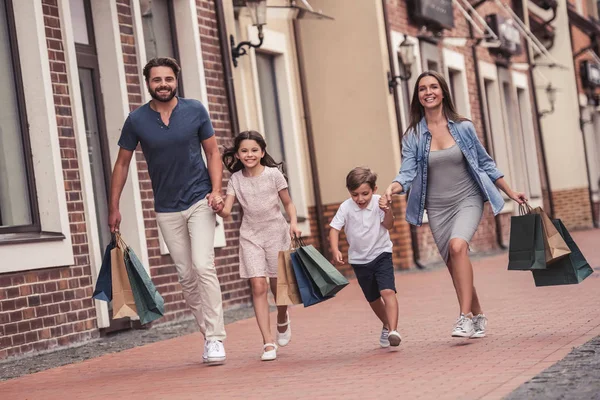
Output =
[
  {"x1": 143, "y1": 57, "x2": 181, "y2": 81},
  {"x1": 346, "y1": 167, "x2": 377, "y2": 191}
]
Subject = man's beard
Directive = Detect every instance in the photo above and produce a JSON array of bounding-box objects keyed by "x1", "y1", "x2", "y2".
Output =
[{"x1": 149, "y1": 86, "x2": 176, "y2": 102}]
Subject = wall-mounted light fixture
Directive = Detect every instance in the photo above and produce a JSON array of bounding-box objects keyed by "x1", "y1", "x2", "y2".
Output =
[
  {"x1": 539, "y1": 83, "x2": 557, "y2": 117},
  {"x1": 231, "y1": 0, "x2": 267, "y2": 68},
  {"x1": 387, "y1": 37, "x2": 416, "y2": 94}
]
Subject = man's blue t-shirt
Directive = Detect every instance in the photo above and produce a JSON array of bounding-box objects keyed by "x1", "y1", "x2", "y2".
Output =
[{"x1": 118, "y1": 97, "x2": 215, "y2": 212}]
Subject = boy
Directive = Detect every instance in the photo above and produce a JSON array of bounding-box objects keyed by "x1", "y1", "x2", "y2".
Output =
[{"x1": 329, "y1": 167, "x2": 401, "y2": 347}]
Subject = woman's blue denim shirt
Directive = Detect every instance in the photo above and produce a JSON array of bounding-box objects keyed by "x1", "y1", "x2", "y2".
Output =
[{"x1": 393, "y1": 117, "x2": 505, "y2": 226}]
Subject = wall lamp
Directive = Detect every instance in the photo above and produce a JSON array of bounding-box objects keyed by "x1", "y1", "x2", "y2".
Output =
[
  {"x1": 231, "y1": 0, "x2": 267, "y2": 68},
  {"x1": 539, "y1": 83, "x2": 557, "y2": 117},
  {"x1": 387, "y1": 37, "x2": 416, "y2": 94}
]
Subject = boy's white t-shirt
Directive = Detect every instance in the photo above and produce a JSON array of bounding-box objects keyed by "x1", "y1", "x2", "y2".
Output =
[{"x1": 329, "y1": 194, "x2": 393, "y2": 265}]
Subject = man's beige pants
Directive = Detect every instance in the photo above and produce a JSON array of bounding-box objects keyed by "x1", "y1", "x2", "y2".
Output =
[{"x1": 156, "y1": 198, "x2": 226, "y2": 341}]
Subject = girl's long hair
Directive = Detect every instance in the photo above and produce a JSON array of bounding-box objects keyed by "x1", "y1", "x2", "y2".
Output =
[
  {"x1": 222, "y1": 130, "x2": 287, "y2": 178},
  {"x1": 405, "y1": 70, "x2": 469, "y2": 135}
]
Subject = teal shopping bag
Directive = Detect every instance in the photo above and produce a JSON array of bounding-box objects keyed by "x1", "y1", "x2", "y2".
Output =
[
  {"x1": 295, "y1": 238, "x2": 349, "y2": 297},
  {"x1": 531, "y1": 219, "x2": 594, "y2": 286}
]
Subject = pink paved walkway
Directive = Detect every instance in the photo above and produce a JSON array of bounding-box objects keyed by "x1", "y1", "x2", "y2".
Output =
[{"x1": 2, "y1": 230, "x2": 600, "y2": 400}]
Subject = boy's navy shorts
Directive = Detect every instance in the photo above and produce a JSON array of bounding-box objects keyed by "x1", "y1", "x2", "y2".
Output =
[{"x1": 350, "y1": 252, "x2": 396, "y2": 303}]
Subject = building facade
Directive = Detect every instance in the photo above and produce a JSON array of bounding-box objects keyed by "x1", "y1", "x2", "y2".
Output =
[{"x1": 0, "y1": 0, "x2": 595, "y2": 360}]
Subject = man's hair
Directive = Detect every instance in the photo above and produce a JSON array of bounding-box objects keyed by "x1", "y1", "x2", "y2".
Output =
[
  {"x1": 143, "y1": 57, "x2": 181, "y2": 81},
  {"x1": 346, "y1": 167, "x2": 377, "y2": 191}
]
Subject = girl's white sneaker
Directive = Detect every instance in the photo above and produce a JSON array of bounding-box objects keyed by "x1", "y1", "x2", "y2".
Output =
[
  {"x1": 276, "y1": 313, "x2": 291, "y2": 347},
  {"x1": 261, "y1": 343, "x2": 277, "y2": 361}
]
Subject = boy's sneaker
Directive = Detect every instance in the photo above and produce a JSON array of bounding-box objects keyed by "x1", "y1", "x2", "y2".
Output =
[
  {"x1": 203, "y1": 340, "x2": 226, "y2": 364},
  {"x1": 379, "y1": 327, "x2": 390, "y2": 348},
  {"x1": 451, "y1": 313, "x2": 475, "y2": 338},
  {"x1": 388, "y1": 330, "x2": 402, "y2": 347},
  {"x1": 471, "y1": 314, "x2": 487, "y2": 339}
]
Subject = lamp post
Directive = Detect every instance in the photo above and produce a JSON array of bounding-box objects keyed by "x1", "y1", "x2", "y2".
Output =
[
  {"x1": 231, "y1": 0, "x2": 267, "y2": 67},
  {"x1": 539, "y1": 83, "x2": 557, "y2": 117},
  {"x1": 388, "y1": 37, "x2": 416, "y2": 94}
]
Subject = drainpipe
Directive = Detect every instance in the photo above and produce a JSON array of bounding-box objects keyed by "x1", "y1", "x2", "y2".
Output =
[
  {"x1": 381, "y1": 0, "x2": 426, "y2": 269},
  {"x1": 466, "y1": 10, "x2": 507, "y2": 249},
  {"x1": 292, "y1": 20, "x2": 329, "y2": 259},
  {"x1": 516, "y1": 0, "x2": 555, "y2": 218},
  {"x1": 214, "y1": 0, "x2": 240, "y2": 136}
]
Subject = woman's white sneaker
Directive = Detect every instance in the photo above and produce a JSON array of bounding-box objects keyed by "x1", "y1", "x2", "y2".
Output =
[
  {"x1": 388, "y1": 330, "x2": 402, "y2": 347},
  {"x1": 261, "y1": 343, "x2": 277, "y2": 361},
  {"x1": 470, "y1": 314, "x2": 487, "y2": 338},
  {"x1": 452, "y1": 313, "x2": 475, "y2": 338}
]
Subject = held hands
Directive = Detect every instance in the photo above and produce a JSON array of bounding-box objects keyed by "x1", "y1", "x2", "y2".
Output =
[
  {"x1": 332, "y1": 249, "x2": 344, "y2": 265},
  {"x1": 207, "y1": 191, "x2": 224, "y2": 213},
  {"x1": 379, "y1": 195, "x2": 392, "y2": 212},
  {"x1": 384, "y1": 184, "x2": 395, "y2": 204}
]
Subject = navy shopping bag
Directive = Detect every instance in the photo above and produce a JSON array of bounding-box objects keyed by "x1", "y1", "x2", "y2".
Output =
[
  {"x1": 290, "y1": 251, "x2": 333, "y2": 307},
  {"x1": 92, "y1": 239, "x2": 116, "y2": 302}
]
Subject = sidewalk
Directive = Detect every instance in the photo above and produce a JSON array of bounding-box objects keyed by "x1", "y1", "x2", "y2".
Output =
[{"x1": 1, "y1": 230, "x2": 599, "y2": 400}]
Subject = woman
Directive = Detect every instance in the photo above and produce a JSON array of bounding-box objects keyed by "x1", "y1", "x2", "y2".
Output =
[{"x1": 381, "y1": 71, "x2": 526, "y2": 338}]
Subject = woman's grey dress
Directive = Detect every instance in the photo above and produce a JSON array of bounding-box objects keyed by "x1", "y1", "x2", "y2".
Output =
[{"x1": 426, "y1": 144, "x2": 483, "y2": 262}]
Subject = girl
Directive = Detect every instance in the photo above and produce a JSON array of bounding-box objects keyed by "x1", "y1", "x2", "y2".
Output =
[
  {"x1": 381, "y1": 71, "x2": 526, "y2": 339},
  {"x1": 214, "y1": 130, "x2": 301, "y2": 361}
]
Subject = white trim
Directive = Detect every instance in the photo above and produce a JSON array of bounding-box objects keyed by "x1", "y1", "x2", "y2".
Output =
[
  {"x1": 0, "y1": 0, "x2": 75, "y2": 273},
  {"x1": 512, "y1": 70, "x2": 542, "y2": 199},
  {"x1": 58, "y1": 0, "x2": 110, "y2": 327},
  {"x1": 132, "y1": 0, "x2": 150, "y2": 104},
  {"x1": 247, "y1": 27, "x2": 311, "y2": 234},
  {"x1": 90, "y1": 0, "x2": 149, "y2": 272},
  {"x1": 442, "y1": 48, "x2": 471, "y2": 118}
]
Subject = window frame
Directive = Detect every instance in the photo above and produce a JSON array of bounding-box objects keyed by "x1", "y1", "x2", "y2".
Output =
[{"x1": 0, "y1": 0, "x2": 40, "y2": 234}]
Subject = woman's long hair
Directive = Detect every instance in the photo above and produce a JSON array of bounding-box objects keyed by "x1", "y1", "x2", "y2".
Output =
[
  {"x1": 405, "y1": 70, "x2": 469, "y2": 135},
  {"x1": 222, "y1": 130, "x2": 286, "y2": 178}
]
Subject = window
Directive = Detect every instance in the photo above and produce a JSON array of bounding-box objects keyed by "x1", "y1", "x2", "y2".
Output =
[
  {"x1": 70, "y1": 0, "x2": 112, "y2": 251},
  {"x1": 140, "y1": 0, "x2": 183, "y2": 95},
  {"x1": 0, "y1": 0, "x2": 38, "y2": 232}
]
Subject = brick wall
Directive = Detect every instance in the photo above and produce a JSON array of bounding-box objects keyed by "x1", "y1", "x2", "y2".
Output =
[
  {"x1": 0, "y1": 0, "x2": 99, "y2": 360},
  {"x1": 552, "y1": 188, "x2": 594, "y2": 230}
]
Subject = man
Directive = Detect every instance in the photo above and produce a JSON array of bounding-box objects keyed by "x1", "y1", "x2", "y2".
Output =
[{"x1": 108, "y1": 57, "x2": 226, "y2": 364}]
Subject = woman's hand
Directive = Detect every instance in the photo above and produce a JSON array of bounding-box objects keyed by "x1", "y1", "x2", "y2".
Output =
[
  {"x1": 509, "y1": 190, "x2": 527, "y2": 204},
  {"x1": 384, "y1": 184, "x2": 394, "y2": 203},
  {"x1": 290, "y1": 224, "x2": 302, "y2": 240},
  {"x1": 379, "y1": 195, "x2": 391, "y2": 211}
]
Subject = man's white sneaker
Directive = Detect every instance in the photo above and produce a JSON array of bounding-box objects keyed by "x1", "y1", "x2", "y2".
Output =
[
  {"x1": 380, "y1": 327, "x2": 390, "y2": 348},
  {"x1": 452, "y1": 313, "x2": 475, "y2": 338},
  {"x1": 471, "y1": 314, "x2": 487, "y2": 339},
  {"x1": 261, "y1": 343, "x2": 277, "y2": 361},
  {"x1": 276, "y1": 313, "x2": 291, "y2": 347},
  {"x1": 388, "y1": 330, "x2": 402, "y2": 347},
  {"x1": 203, "y1": 340, "x2": 226, "y2": 364}
]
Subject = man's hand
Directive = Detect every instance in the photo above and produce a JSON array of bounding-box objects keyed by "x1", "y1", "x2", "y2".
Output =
[
  {"x1": 108, "y1": 208, "x2": 122, "y2": 233},
  {"x1": 332, "y1": 249, "x2": 344, "y2": 265}
]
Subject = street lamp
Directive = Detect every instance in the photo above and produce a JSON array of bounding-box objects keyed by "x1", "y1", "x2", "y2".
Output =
[
  {"x1": 388, "y1": 37, "x2": 416, "y2": 94},
  {"x1": 231, "y1": 0, "x2": 267, "y2": 67},
  {"x1": 539, "y1": 83, "x2": 557, "y2": 117}
]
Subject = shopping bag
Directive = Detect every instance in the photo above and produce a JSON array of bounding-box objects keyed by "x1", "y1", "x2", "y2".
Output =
[
  {"x1": 290, "y1": 252, "x2": 333, "y2": 307},
  {"x1": 92, "y1": 239, "x2": 115, "y2": 302},
  {"x1": 531, "y1": 206, "x2": 571, "y2": 263},
  {"x1": 276, "y1": 249, "x2": 302, "y2": 306},
  {"x1": 508, "y1": 203, "x2": 547, "y2": 271},
  {"x1": 111, "y1": 241, "x2": 138, "y2": 319},
  {"x1": 123, "y1": 244, "x2": 165, "y2": 325},
  {"x1": 531, "y1": 219, "x2": 594, "y2": 286},
  {"x1": 296, "y1": 243, "x2": 349, "y2": 297}
]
